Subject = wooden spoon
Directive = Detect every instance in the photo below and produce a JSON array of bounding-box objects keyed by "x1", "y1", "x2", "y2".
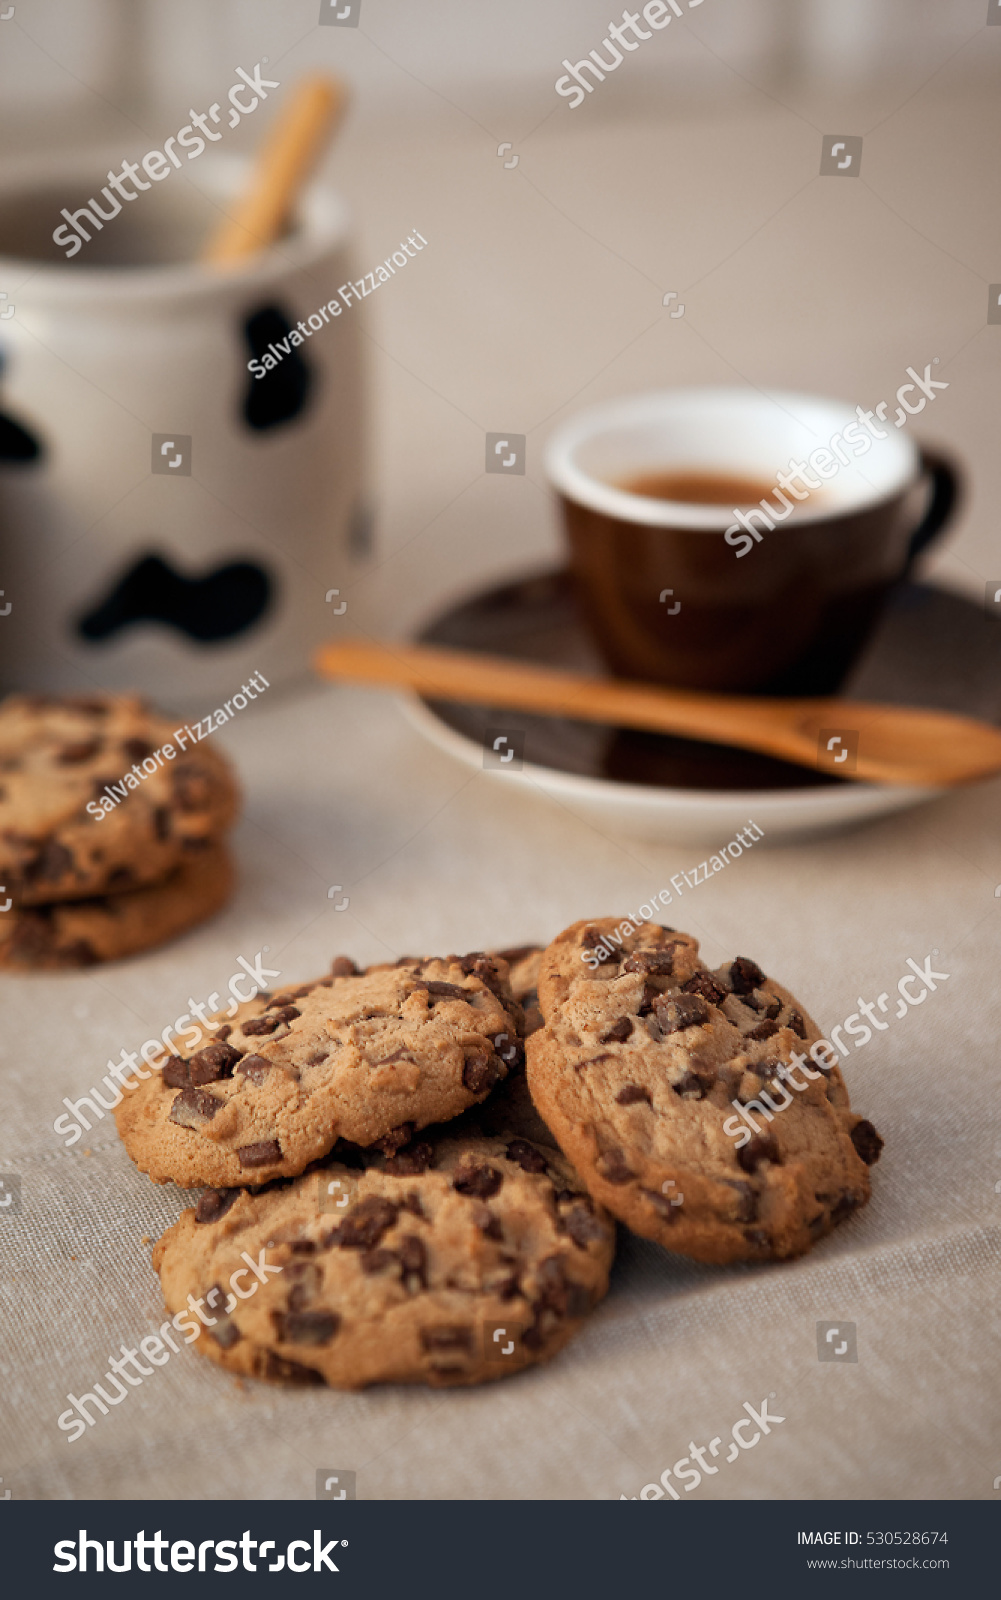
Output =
[
  {"x1": 314, "y1": 637, "x2": 1001, "y2": 788},
  {"x1": 201, "y1": 75, "x2": 348, "y2": 265}
]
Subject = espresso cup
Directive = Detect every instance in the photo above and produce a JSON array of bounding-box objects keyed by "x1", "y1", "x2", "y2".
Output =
[{"x1": 544, "y1": 387, "x2": 959, "y2": 695}]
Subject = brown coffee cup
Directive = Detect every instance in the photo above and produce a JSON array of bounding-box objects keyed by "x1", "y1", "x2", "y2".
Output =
[{"x1": 545, "y1": 387, "x2": 959, "y2": 695}]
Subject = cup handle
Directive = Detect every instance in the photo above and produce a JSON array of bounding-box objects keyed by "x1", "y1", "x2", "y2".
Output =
[{"x1": 905, "y1": 447, "x2": 961, "y2": 569}]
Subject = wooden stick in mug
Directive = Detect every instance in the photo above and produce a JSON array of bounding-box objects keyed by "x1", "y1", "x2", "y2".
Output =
[{"x1": 201, "y1": 76, "x2": 348, "y2": 266}]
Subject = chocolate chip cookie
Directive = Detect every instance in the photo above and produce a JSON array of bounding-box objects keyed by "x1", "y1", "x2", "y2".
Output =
[
  {"x1": 116, "y1": 954, "x2": 525, "y2": 1189},
  {"x1": 0, "y1": 841, "x2": 233, "y2": 970},
  {"x1": 0, "y1": 693, "x2": 238, "y2": 905},
  {"x1": 152, "y1": 1130, "x2": 615, "y2": 1388},
  {"x1": 526, "y1": 918, "x2": 883, "y2": 1265}
]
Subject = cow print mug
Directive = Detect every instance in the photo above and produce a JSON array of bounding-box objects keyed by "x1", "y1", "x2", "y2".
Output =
[{"x1": 0, "y1": 151, "x2": 368, "y2": 704}]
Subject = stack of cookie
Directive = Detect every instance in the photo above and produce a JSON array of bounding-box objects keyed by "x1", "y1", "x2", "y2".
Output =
[
  {"x1": 0, "y1": 693, "x2": 239, "y2": 969},
  {"x1": 117, "y1": 924, "x2": 883, "y2": 1392},
  {"x1": 123, "y1": 951, "x2": 617, "y2": 1389}
]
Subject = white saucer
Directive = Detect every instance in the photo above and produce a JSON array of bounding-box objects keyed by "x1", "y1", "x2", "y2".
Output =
[
  {"x1": 399, "y1": 570, "x2": 995, "y2": 846},
  {"x1": 400, "y1": 692, "x2": 937, "y2": 845}
]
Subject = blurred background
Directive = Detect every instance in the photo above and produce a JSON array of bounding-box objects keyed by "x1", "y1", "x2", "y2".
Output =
[{"x1": 0, "y1": 0, "x2": 997, "y2": 657}]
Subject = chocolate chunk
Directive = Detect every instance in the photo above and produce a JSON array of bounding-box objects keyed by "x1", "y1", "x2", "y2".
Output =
[
  {"x1": 671, "y1": 1070, "x2": 707, "y2": 1100},
  {"x1": 122, "y1": 737, "x2": 153, "y2": 762},
  {"x1": 563, "y1": 1206, "x2": 605, "y2": 1249},
  {"x1": 372, "y1": 1123, "x2": 415, "y2": 1158},
  {"x1": 600, "y1": 1017, "x2": 632, "y2": 1043},
  {"x1": 168, "y1": 1086, "x2": 222, "y2": 1127},
  {"x1": 271, "y1": 1004, "x2": 300, "y2": 1024},
  {"x1": 641, "y1": 1187, "x2": 682, "y2": 1223},
  {"x1": 785, "y1": 1007, "x2": 807, "y2": 1038},
  {"x1": 727, "y1": 956, "x2": 765, "y2": 995},
  {"x1": 161, "y1": 1055, "x2": 190, "y2": 1089},
  {"x1": 172, "y1": 763, "x2": 212, "y2": 811},
  {"x1": 384, "y1": 1142, "x2": 434, "y2": 1176},
  {"x1": 335, "y1": 1195, "x2": 399, "y2": 1249},
  {"x1": 236, "y1": 1054, "x2": 272, "y2": 1086},
  {"x1": 195, "y1": 1187, "x2": 239, "y2": 1224},
  {"x1": 204, "y1": 1284, "x2": 241, "y2": 1347},
  {"x1": 535, "y1": 1255, "x2": 568, "y2": 1312},
  {"x1": 681, "y1": 971, "x2": 727, "y2": 1006},
  {"x1": 744, "y1": 1228, "x2": 771, "y2": 1250},
  {"x1": 745, "y1": 991, "x2": 781, "y2": 1019},
  {"x1": 505, "y1": 1138, "x2": 547, "y2": 1173},
  {"x1": 720, "y1": 1179, "x2": 757, "y2": 1223},
  {"x1": 287, "y1": 1262, "x2": 322, "y2": 1309},
  {"x1": 237, "y1": 1138, "x2": 283, "y2": 1169},
  {"x1": 278, "y1": 1310, "x2": 340, "y2": 1346},
  {"x1": 153, "y1": 806, "x2": 171, "y2": 841},
  {"x1": 596, "y1": 1146, "x2": 633, "y2": 1184},
  {"x1": 462, "y1": 1046, "x2": 504, "y2": 1094},
  {"x1": 289, "y1": 1240, "x2": 317, "y2": 1255},
  {"x1": 745, "y1": 1018, "x2": 779, "y2": 1042},
  {"x1": 453, "y1": 1161, "x2": 503, "y2": 1199},
  {"x1": 420, "y1": 1326, "x2": 472, "y2": 1353},
  {"x1": 471, "y1": 1204, "x2": 503, "y2": 1240},
  {"x1": 737, "y1": 1133, "x2": 780, "y2": 1173},
  {"x1": 188, "y1": 1041, "x2": 243, "y2": 1085},
  {"x1": 655, "y1": 994, "x2": 710, "y2": 1035},
  {"x1": 360, "y1": 1248, "x2": 397, "y2": 1275},
  {"x1": 424, "y1": 980, "x2": 469, "y2": 1000},
  {"x1": 399, "y1": 1235, "x2": 427, "y2": 1290},
  {"x1": 455, "y1": 952, "x2": 505, "y2": 994},
  {"x1": 241, "y1": 1014, "x2": 280, "y2": 1036},
  {"x1": 580, "y1": 926, "x2": 605, "y2": 948},
  {"x1": 490, "y1": 1031, "x2": 525, "y2": 1069},
  {"x1": 57, "y1": 740, "x2": 99, "y2": 764},
  {"x1": 23, "y1": 839, "x2": 74, "y2": 885},
  {"x1": 402, "y1": 1191, "x2": 425, "y2": 1218},
  {"x1": 255, "y1": 1351, "x2": 324, "y2": 1385},
  {"x1": 623, "y1": 950, "x2": 675, "y2": 976},
  {"x1": 615, "y1": 1083, "x2": 650, "y2": 1105},
  {"x1": 637, "y1": 983, "x2": 660, "y2": 1016},
  {"x1": 850, "y1": 1119, "x2": 884, "y2": 1165},
  {"x1": 330, "y1": 956, "x2": 359, "y2": 978}
]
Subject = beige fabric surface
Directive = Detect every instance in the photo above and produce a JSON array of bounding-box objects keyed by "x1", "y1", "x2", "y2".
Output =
[
  {"x1": 3, "y1": 72, "x2": 1000, "y2": 1501},
  {"x1": 2, "y1": 678, "x2": 999, "y2": 1500}
]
